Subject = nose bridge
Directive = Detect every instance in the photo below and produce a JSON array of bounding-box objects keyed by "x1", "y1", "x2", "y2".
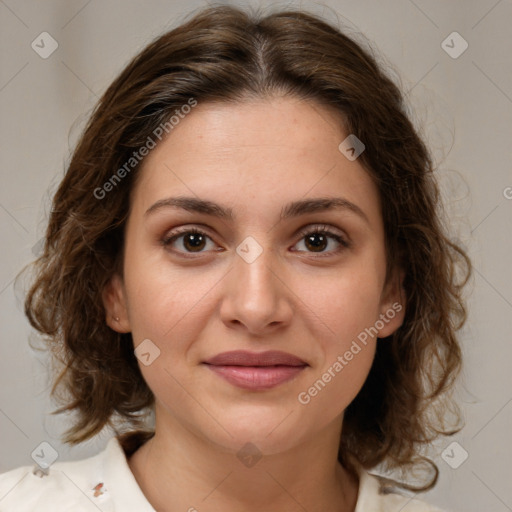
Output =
[
  {"x1": 233, "y1": 234, "x2": 278, "y2": 301},
  {"x1": 221, "y1": 233, "x2": 290, "y2": 331}
]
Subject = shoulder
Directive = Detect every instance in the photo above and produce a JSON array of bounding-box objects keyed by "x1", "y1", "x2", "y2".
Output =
[
  {"x1": 355, "y1": 467, "x2": 451, "y2": 512},
  {"x1": 0, "y1": 444, "x2": 110, "y2": 512},
  {"x1": 0, "y1": 449, "x2": 105, "y2": 511},
  {"x1": 0, "y1": 436, "x2": 155, "y2": 512}
]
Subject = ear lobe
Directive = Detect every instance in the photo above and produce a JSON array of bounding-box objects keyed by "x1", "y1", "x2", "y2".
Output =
[
  {"x1": 376, "y1": 268, "x2": 406, "y2": 338},
  {"x1": 102, "y1": 273, "x2": 131, "y2": 333}
]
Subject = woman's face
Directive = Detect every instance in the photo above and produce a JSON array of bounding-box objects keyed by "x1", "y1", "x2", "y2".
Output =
[{"x1": 104, "y1": 96, "x2": 404, "y2": 455}]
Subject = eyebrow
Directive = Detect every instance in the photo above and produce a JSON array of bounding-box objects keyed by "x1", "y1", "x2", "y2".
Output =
[{"x1": 145, "y1": 196, "x2": 369, "y2": 223}]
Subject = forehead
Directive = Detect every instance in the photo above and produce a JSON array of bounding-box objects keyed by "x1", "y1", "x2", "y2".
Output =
[{"x1": 130, "y1": 97, "x2": 382, "y2": 228}]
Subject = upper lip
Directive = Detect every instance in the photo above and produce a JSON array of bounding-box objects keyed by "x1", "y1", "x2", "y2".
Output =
[{"x1": 203, "y1": 350, "x2": 307, "y2": 367}]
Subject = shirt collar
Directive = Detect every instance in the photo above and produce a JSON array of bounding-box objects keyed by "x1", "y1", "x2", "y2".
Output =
[
  {"x1": 103, "y1": 435, "x2": 385, "y2": 512},
  {"x1": 103, "y1": 436, "x2": 156, "y2": 511}
]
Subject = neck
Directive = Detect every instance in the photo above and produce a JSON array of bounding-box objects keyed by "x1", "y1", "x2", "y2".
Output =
[{"x1": 127, "y1": 411, "x2": 359, "y2": 512}]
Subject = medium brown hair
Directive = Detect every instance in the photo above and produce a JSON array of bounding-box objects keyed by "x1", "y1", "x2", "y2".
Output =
[{"x1": 23, "y1": 4, "x2": 471, "y2": 491}]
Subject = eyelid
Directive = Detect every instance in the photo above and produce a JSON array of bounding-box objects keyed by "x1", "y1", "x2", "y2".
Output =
[
  {"x1": 295, "y1": 223, "x2": 349, "y2": 244},
  {"x1": 160, "y1": 225, "x2": 219, "y2": 250}
]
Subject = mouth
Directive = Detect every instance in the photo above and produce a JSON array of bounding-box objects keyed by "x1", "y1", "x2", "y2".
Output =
[{"x1": 202, "y1": 350, "x2": 308, "y2": 391}]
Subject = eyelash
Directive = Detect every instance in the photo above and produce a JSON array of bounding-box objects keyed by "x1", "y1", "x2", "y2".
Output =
[{"x1": 160, "y1": 224, "x2": 350, "y2": 258}]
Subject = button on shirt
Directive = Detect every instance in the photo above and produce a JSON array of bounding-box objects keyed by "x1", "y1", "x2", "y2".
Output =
[{"x1": 0, "y1": 437, "x2": 448, "y2": 511}]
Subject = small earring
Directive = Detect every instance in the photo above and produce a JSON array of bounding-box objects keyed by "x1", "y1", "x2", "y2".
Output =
[{"x1": 113, "y1": 316, "x2": 120, "y2": 322}]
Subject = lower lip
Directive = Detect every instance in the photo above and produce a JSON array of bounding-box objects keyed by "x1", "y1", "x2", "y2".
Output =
[{"x1": 205, "y1": 364, "x2": 306, "y2": 390}]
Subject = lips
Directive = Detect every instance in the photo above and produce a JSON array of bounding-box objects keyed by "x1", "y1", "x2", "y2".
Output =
[
  {"x1": 204, "y1": 350, "x2": 307, "y2": 367},
  {"x1": 203, "y1": 350, "x2": 308, "y2": 390}
]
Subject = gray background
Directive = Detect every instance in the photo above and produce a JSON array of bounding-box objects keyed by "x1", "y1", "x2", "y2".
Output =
[{"x1": 1, "y1": 1, "x2": 511, "y2": 511}]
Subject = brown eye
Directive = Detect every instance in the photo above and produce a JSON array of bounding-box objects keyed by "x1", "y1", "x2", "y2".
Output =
[
  {"x1": 161, "y1": 224, "x2": 349, "y2": 259},
  {"x1": 162, "y1": 228, "x2": 215, "y2": 254},
  {"x1": 180, "y1": 232, "x2": 207, "y2": 252},
  {"x1": 304, "y1": 232, "x2": 329, "y2": 252},
  {"x1": 293, "y1": 225, "x2": 349, "y2": 256}
]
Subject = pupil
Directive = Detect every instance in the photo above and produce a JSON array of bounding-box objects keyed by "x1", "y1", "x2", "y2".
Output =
[
  {"x1": 185, "y1": 233, "x2": 205, "y2": 251},
  {"x1": 306, "y1": 234, "x2": 326, "y2": 252}
]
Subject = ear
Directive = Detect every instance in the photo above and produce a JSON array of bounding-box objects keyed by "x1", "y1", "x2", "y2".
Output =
[
  {"x1": 376, "y1": 267, "x2": 406, "y2": 338},
  {"x1": 102, "y1": 273, "x2": 131, "y2": 333}
]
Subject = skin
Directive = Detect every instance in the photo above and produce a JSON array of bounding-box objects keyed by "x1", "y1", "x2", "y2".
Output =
[{"x1": 103, "y1": 95, "x2": 405, "y2": 512}]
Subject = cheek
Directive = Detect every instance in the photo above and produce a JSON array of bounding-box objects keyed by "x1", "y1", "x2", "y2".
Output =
[
  {"x1": 123, "y1": 246, "x2": 220, "y2": 341},
  {"x1": 292, "y1": 260, "x2": 384, "y2": 349},
  {"x1": 291, "y1": 260, "x2": 382, "y2": 413},
  {"x1": 295, "y1": 292, "x2": 379, "y2": 413},
  {"x1": 297, "y1": 339, "x2": 376, "y2": 427}
]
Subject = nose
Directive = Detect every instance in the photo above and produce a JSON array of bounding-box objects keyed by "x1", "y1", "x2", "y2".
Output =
[{"x1": 219, "y1": 239, "x2": 293, "y2": 337}]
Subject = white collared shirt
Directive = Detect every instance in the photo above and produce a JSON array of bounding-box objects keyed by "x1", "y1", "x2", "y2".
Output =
[{"x1": 0, "y1": 437, "x2": 447, "y2": 511}]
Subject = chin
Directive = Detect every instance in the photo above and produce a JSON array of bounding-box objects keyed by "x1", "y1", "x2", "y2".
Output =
[{"x1": 201, "y1": 406, "x2": 316, "y2": 457}]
